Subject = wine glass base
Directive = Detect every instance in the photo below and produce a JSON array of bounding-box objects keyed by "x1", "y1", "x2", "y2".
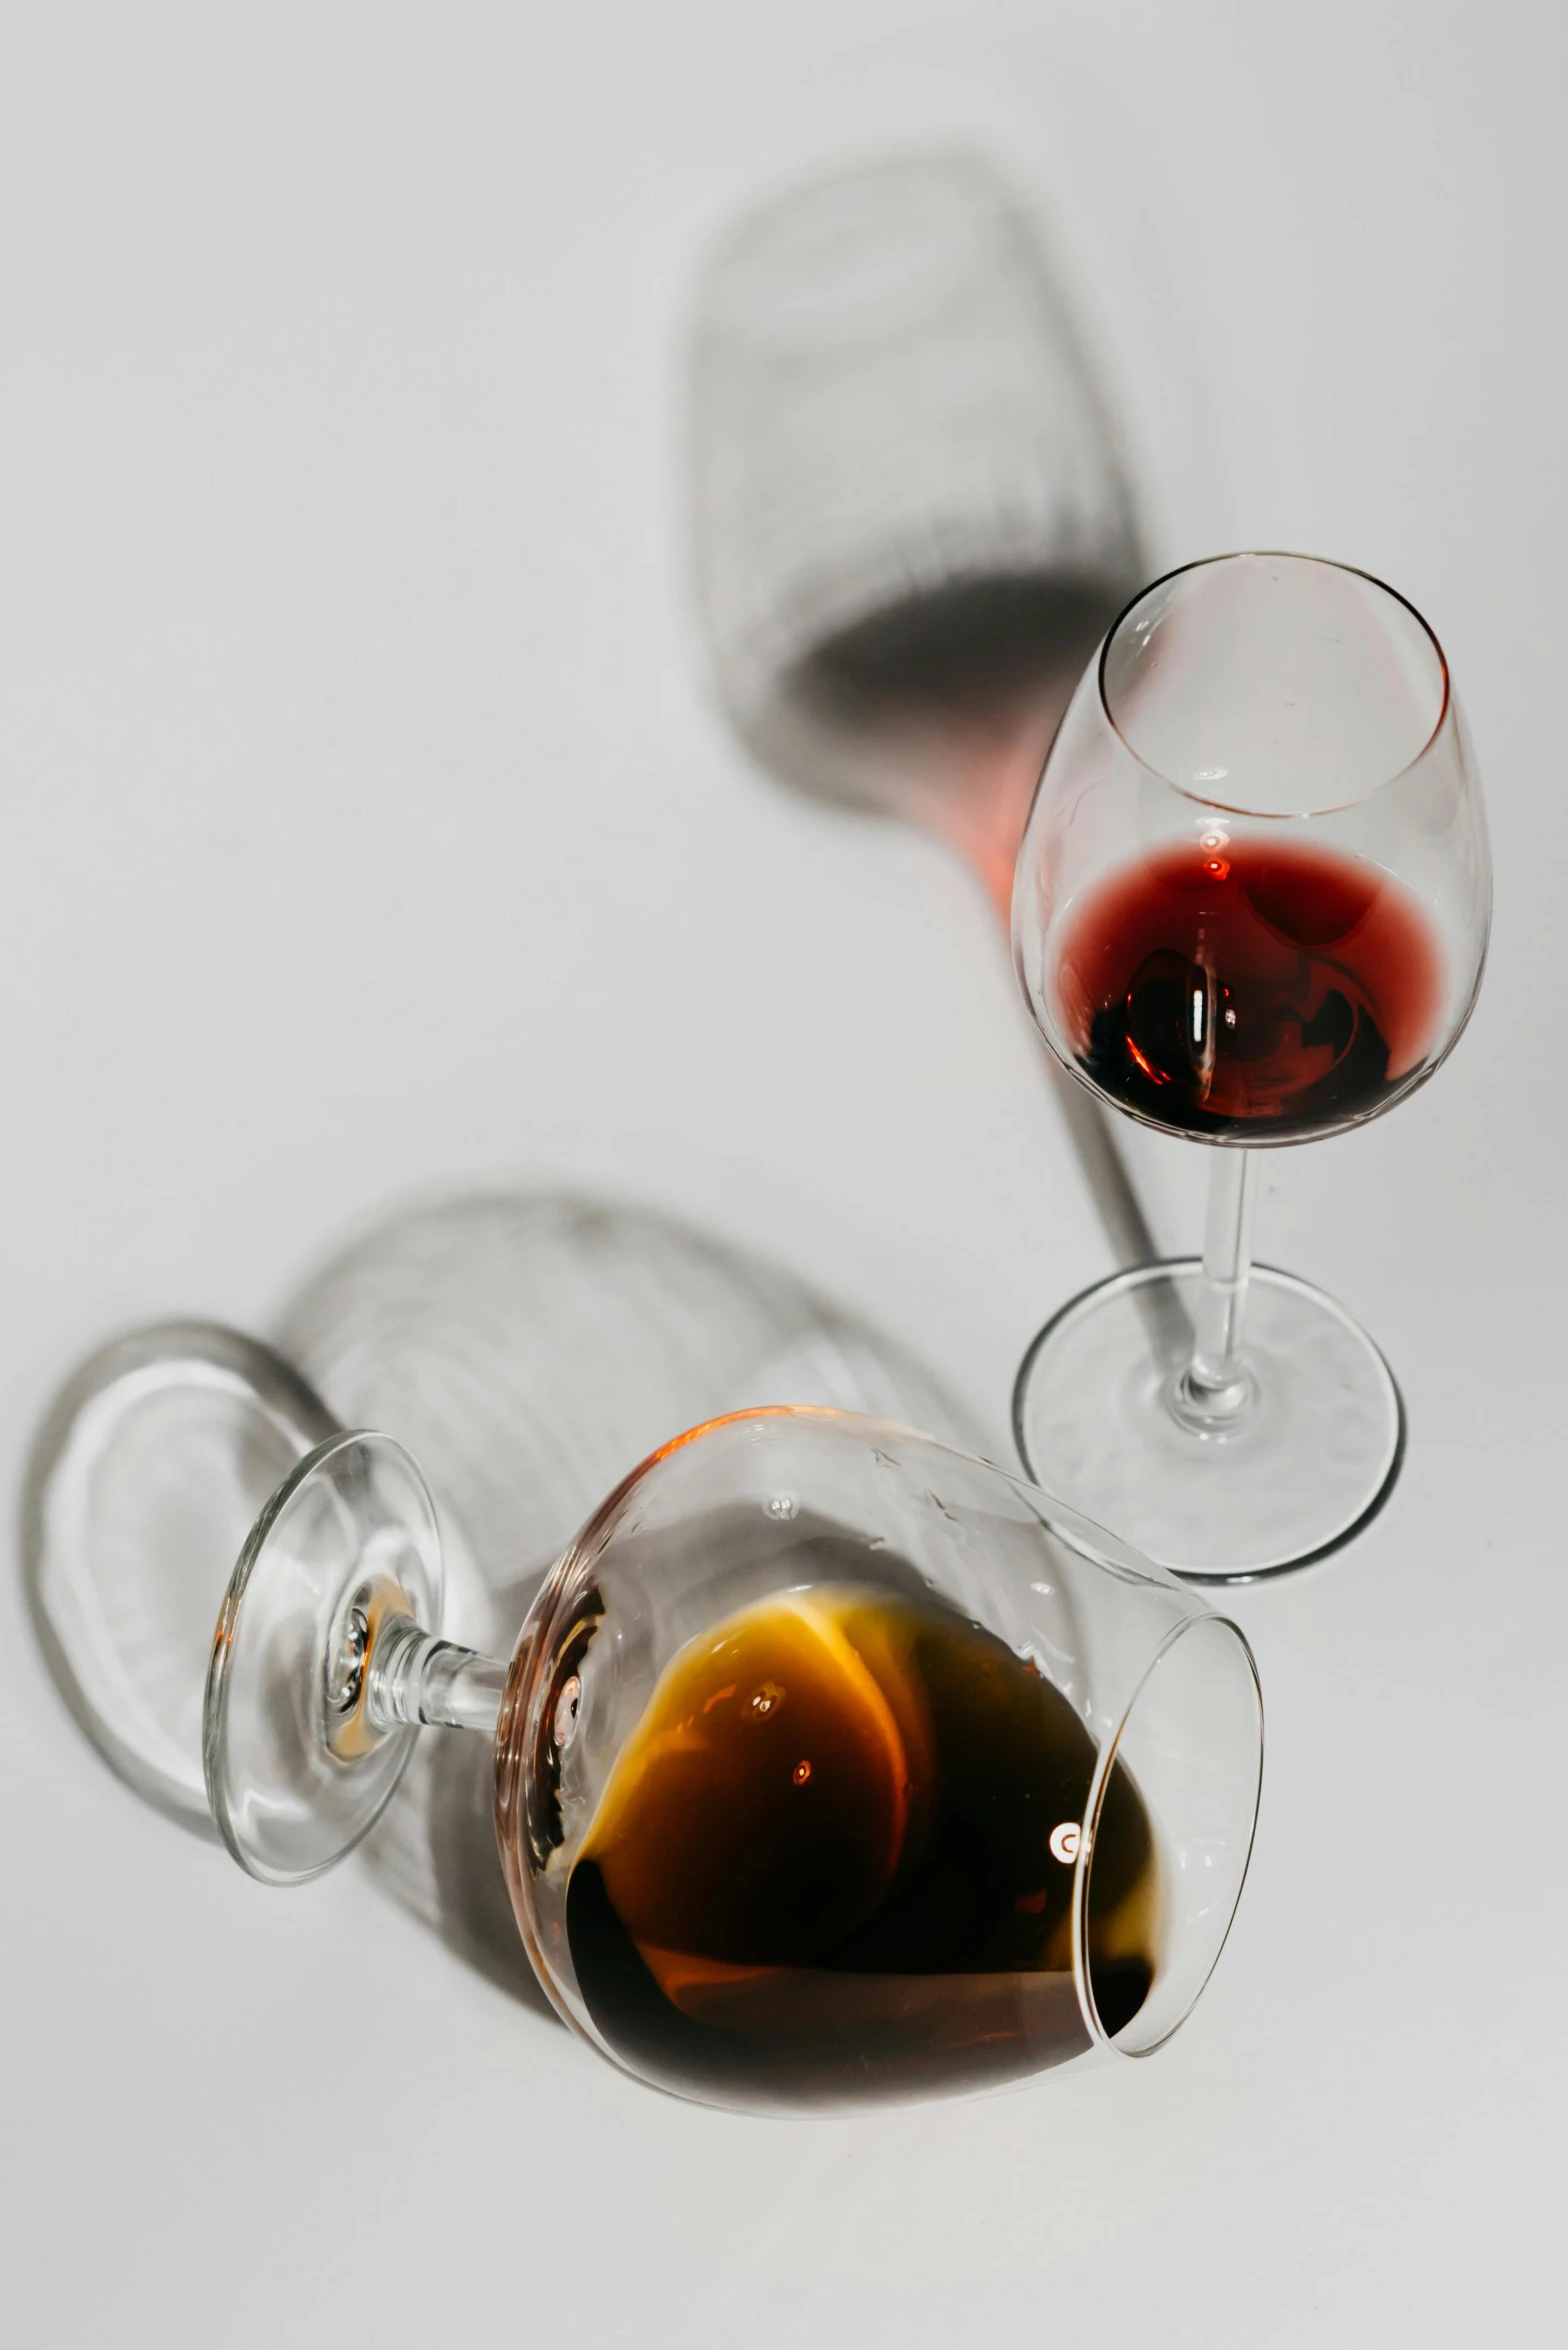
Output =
[
  {"x1": 1013, "y1": 1261, "x2": 1404, "y2": 1582},
  {"x1": 204, "y1": 1431, "x2": 444, "y2": 1884}
]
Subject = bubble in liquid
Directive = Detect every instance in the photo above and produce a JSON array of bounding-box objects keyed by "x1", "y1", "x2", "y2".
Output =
[{"x1": 553, "y1": 1673, "x2": 583, "y2": 1751}]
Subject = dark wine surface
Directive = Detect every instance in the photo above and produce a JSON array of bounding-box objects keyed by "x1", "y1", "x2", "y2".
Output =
[
  {"x1": 565, "y1": 1582, "x2": 1158, "y2": 2109},
  {"x1": 1052, "y1": 837, "x2": 1445, "y2": 1138}
]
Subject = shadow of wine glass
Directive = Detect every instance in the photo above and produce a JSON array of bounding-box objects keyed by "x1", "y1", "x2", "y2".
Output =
[
  {"x1": 269, "y1": 1187, "x2": 988, "y2": 2018},
  {"x1": 24, "y1": 1188, "x2": 986, "y2": 2022},
  {"x1": 685, "y1": 145, "x2": 1161, "y2": 1278}
]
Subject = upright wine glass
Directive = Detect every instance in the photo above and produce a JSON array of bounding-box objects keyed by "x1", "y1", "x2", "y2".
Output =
[{"x1": 1012, "y1": 552, "x2": 1491, "y2": 1579}]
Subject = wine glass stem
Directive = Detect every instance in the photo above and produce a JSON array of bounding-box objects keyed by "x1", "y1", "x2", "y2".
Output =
[
  {"x1": 367, "y1": 1619, "x2": 508, "y2": 1738},
  {"x1": 1182, "y1": 1148, "x2": 1257, "y2": 1419}
]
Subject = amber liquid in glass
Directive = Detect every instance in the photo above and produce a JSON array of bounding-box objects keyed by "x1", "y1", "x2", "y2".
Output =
[{"x1": 565, "y1": 1582, "x2": 1158, "y2": 2108}]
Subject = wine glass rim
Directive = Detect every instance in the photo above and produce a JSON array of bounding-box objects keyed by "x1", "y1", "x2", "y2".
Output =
[
  {"x1": 1096, "y1": 549, "x2": 1453, "y2": 817},
  {"x1": 1075, "y1": 1608, "x2": 1263, "y2": 2057}
]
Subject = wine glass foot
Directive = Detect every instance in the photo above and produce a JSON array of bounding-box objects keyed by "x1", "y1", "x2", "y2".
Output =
[
  {"x1": 204, "y1": 1431, "x2": 444, "y2": 1884},
  {"x1": 1013, "y1": 1261, "x2": 1404, "y2": 1582}
]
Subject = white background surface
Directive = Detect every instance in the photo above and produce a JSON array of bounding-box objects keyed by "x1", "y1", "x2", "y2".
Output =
[{"x1": 3, "y1": 5, "x2": 1564, "y2": 2343}]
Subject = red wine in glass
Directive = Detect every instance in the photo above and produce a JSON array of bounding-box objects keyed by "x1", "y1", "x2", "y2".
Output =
[
  {"x1": 1012, "y1": 552, "x2": 1490, "y2": 1579},
  {"x1": 1051, "y1": 837, "x2": 1446, "y2": 1141}
]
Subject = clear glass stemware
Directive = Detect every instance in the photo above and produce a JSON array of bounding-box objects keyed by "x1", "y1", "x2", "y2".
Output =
[
  {"x1": 1011, "y1": 552, "x2": 1491, "y2": 1579},
  {"x1": 30, "y1": 1319, "x2": 1264, "y2": 2113},
  {"x1": 218, "y1": 1404, "x2": 1262, "y2": 2108}
]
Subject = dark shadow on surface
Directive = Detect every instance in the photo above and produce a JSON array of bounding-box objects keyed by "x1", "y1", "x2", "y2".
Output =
[
  {"x1": 19, "y1": 1318, "x2": 339, "y2": 1835},
  {"x1": 686, "y1": 146, "x2": 1159, "y2": 1273},
  {"x1": 797, "y1": 572, "x2": 1118, "y2": 730}
]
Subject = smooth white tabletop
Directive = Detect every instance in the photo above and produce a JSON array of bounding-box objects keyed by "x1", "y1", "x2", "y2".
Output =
[{"x1": 3, "y1": 5, "x2": 1563, "y2": 2344}]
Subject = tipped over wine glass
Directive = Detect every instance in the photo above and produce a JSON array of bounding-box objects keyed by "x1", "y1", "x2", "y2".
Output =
[
  {"x1": 1011, "y1": 551, "x2": 1491, "y2": 1580},
  {"x1": 31, "y1": 1321, "x2": 1262, "y2": 2113}
]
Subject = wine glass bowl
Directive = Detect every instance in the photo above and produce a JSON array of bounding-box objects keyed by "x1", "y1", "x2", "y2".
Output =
[
  {"x1": 1014, "y1": 553, "x2": 1489, "y2": 1144},
  {"x1": 1011, "y1": 552, "x2": 1491, "y2": 1579},
  {"x1": 488, "y1": 1408, "x2": 1262, "y2": 2104}
]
